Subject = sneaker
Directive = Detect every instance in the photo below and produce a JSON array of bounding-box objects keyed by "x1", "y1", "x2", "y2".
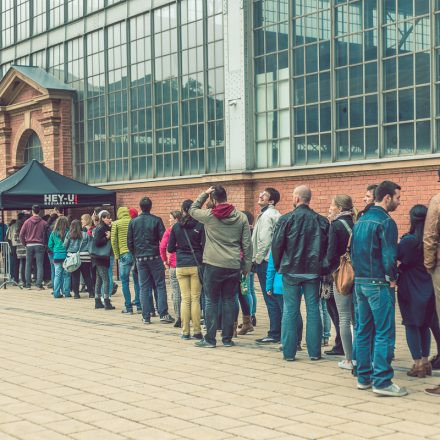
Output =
[
  {"x1": 193, "y1": 333, "x2": 203, "y2": 340},
  {"x1": 284, "y1": 357, "x2": 295, "y2": 362},
  {"x1": 73, "y1": 294, "x2": 80, "y2": 299},
  {"x1": 64, "y1": 294, "x2": 72, "y2": 298},
  {"x1": 142, "y1": 318, "x2": 151, "y2": 324},
  {"x1": 425, "y1": 385, "x2": 440, "y2": 396},
  {"x1": 26, "y1": 285, "x2": 31, "y2": 290},
  {"x1": 181, "y1": 334, "x2": 190, "y2": 340},
  {"x1": 160, "y1": 314, "x2": 175, "y2": 324},
  {"x1": 357, "y1": 382, "x2": 372, "y2": 390},
  {"x1": 373, "y1": 383, "x2": 408, "y2": 397},
  {"x1": 136, "y1": 308, "x2": 142, "y2": 314},
  {"x1": 338, "y1": 360, "x2": 354, "y2": 370},
  {"x1": 195, "y1": 339, "x2": 215, "y2": 348},
  {"x1": 310, "y1": 356, "x2": 321, "y2": 361},
  {"x1": 223, "y1": 340, "x2": 235, "y2": 347},
  {"x1": 256, "y1": 337, "x2": 279, "y2": 344},
  {"x1": 121, "y1": 308, "x2": 133, "y2": 314}
]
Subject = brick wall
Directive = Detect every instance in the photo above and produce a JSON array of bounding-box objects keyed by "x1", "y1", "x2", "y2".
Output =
[{"x1": 114, "y1": 165, "x2": 439, "y2": 235}]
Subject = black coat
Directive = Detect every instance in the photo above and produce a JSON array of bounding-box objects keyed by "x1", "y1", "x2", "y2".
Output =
[
  {"x1": 127, "y1": 212, "x2": 165, "y2": 258},
  {"x1": 92, "y1": 223, "x2": 111, "y2": 267},
  {"x1": 397, "y1": 234, "x2": 435, "y2": 327},
  {"x1": 167, "y1": 217, "x2": 205, "y2": 267},
  {"x1": 272, "y1": 204, "x2": 329, "y2": 275},
  {"x1": 323, "y1": 215, "x2": 354, "y2": 274}
]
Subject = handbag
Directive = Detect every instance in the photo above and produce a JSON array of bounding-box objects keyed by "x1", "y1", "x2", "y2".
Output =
[
  {"x1": 183, "y1": 228, "x2": 204, "y2": 284},
  {"x1": 63, "y1": 251, "x2": 81, "y2": 273},
  {"x1": 333, "y1": 219, "x2": 354, "y2": 295}
]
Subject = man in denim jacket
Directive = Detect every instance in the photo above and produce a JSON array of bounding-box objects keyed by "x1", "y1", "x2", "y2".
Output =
[{"x1": 351, "y1": 180, "x2": 407, "y2": 397}]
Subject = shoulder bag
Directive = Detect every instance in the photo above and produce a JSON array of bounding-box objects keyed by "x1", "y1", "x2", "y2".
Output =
[
  {"x1": 183, "y1": 228, "x2": 204, "y2": 284},
  {"x1": 332, "y1": 219, "x2": 354, "y2": 295},
  {"x1": 89, "y1": 229, "x2": 112, "y2": 259}
]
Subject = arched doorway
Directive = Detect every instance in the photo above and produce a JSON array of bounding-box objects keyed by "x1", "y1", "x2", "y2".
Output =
[{"x1": 23, "y1": 132, "x2": 43, "y2": 163}]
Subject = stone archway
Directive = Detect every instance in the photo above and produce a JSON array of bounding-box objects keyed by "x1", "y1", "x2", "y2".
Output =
[{"x1": 15, "y1": 128, "x2": 45, "y2": 166}]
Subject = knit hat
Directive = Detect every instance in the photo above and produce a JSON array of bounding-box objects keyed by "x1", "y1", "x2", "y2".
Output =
[{"x1": 129, "y1": 208, "x2": 138, "y2": 219}]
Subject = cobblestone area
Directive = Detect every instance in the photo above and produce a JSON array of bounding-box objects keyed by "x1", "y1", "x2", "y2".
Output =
[{"x1": 0, "y1": 285, "x2": 439, "y2": 440}]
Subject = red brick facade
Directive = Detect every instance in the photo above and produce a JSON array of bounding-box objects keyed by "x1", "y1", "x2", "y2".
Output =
[{"x1": 0, "y1": 71, "x2": 73, "y2": 179}]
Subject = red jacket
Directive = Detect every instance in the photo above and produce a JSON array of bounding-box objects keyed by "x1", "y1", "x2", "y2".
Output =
[
  {"x1": 160, "y1": 227, "x2": 176, "y2": 268},
  {"x1": 19, "y1": 216, "x2": 48, "y2": 246}
]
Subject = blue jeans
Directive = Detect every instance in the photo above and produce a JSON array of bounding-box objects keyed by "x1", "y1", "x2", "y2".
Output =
[
  {"x1": 137, "y1": 257, "x2": 168, "y2": 319},
  {"x1": 132, "y1": 267, "x2": 141, "y2": 308},
  {"x1": 282, "y1": 276, "x2": 321, "y2": 359},
  {"x1": 119, "y1": 252, "x2": 135, "y2": 311},
  {"x1": 256, "y1": 261, "x2": 282, "y2": 340},
  {"x1": 320, "y1": 298, "x2": 331, "y2": 340},
  {"x1": 48, "y1": 253, "x2": 55, "y2": 285},
  {"x1": 355, "y1": 282, "x2": 395, "y2": 389},
  {"x1": 247, "y1": 273, "x2": 257, "y2": 316},
  {"x1": 103, "y1": 255, "x2": 114, "y2": 297},
  {"x1": 53, "y1": 262, "x2": 71, "y2": 298}
]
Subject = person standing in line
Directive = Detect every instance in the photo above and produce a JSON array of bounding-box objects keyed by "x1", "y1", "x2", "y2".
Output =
[
  {"x1": 19, "y1": 205, "x2": 48, "y2": 290},
  {"x1": 323, "y1": 195, "x2": 356, "y2": 370},
  {"x1": 48, "y1": 216, "x2": 71, "y2": 299},
  {"x1": 15, "y1": 213, "x2": 27, "y2": 286},
  {"x1": 272, "y1": 185, "x2": 329, "y2": 362},
  {"x1": 91, "y1": 211, "x2": 115, "y2": 310},
  {"x1": 111, "y1": 207, "x2": 140, "y2": 315},
  {"x1": 64, "y1": 219, "x2": 94, "y2": 299},
  {"x1": 127, "y1": 197, "x2": 174, "y2": 324},
  {"x1": 251, "y1": 188, "x2": 282, "y2": 344},
  {"x1": 351, "y1": 180, "x2": 407, "y2": 397},
  {"x1": 397, "y1": 205, "x2": 434, "y2": 378},
  {"x1": 424, "y1": 167, "x2": 440, "y2": 395},
  {"x1": 7, "y1": 218, "x2": 20, "y2": 283},
  {"x1": 128, "y1": 208, "x2": 142, "y2": 311},
  {"x1": 160, "y1": 210, "x2": 183, "y2": 327},
  {"x1": 189, "y1": 185, "x2": 252, "y2": 348},
  {"x1": 168, "y1": 200, "x2": 205, "y2": 340}
]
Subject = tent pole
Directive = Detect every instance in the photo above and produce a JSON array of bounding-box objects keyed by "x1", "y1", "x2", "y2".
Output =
[{"x1": 1, "y1": 209, "x2": 4, "y2": 241}]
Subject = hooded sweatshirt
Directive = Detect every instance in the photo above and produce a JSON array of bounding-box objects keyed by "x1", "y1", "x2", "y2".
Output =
[
  {"x1": 189, "y1": 192, "x2": 252, "y2": 272},
  {"x1": 19, "y1": 215, "x2": 48, "y2": 246},
  {"x1": 111, "y1": 207, "x2": 131, "y2": 259}
]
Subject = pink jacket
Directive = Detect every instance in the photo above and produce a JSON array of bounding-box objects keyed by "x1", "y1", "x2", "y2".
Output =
[{"x1": 160, "y1": 227, "x2": 176, "y2": 268}]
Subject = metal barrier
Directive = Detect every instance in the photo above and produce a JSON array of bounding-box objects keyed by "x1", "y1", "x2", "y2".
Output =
[{"x1": 0, "y1": 242, "x2": 22, "y2": 289}]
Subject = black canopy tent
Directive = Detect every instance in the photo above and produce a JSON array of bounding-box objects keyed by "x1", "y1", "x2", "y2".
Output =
[{"x1": 0, "y1": 160, "x2": 116, "y2": 238}]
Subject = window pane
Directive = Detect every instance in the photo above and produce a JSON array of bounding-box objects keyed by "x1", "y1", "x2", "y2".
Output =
[
  {"x1": 384, "y1": 92, "x2": 397, "y2": 123},
  {"x1": 416, "y1": 121, "x2": 430, "y2": 153},
  {"x1": 398, "y1": 89, "x2": 413, "y2": 121},
  {"x1": 416, "y1": 86, "x2": 430, "y2": 119}
]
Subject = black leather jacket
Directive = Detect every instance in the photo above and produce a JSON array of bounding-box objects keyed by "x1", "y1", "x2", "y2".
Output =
[
  {"x1": 127, "y1": 212, "x2": 166, "y2": 258},
  {"x1": 272, "y1": 204, "x2": 329, "y2": 275}
]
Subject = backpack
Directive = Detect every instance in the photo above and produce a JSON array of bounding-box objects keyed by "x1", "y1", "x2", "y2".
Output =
[{"x1": 332, "y1": 219, "x2": 354, "y2": 295}]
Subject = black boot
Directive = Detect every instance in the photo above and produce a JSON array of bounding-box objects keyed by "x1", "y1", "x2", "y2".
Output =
[
  {"x1": 95, "y1": 298, "x2": 104, "y2": 309},
  {"x1": 174, "y1": 318, "x2": 181, "y2": 328},
  {"x1": 104, "y1": 298, "x2": 115, "y2": 310}
]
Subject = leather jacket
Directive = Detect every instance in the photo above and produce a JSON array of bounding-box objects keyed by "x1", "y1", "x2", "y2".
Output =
[
  {"x1": 351, "y1": 205, "x2": 398, "y2": 282},
  {"x1": 271, "y1": 204, "x2": 329, "y2": 275},
  {"x1": 127, "y1": 212, "x2": 165, "y2": 258},
  {"x1": 424, "y1": 193, "x2": 440, "y2": 272}
]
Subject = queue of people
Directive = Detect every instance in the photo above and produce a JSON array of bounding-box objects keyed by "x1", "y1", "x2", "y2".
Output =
[{"x1": 5, "y1": 170, "x2": 440, "y2": 398}]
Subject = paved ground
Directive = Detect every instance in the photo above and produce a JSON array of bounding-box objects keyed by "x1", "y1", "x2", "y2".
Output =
[{"x1": 0, "y1": 282, "x2": 440, "y2": 440}]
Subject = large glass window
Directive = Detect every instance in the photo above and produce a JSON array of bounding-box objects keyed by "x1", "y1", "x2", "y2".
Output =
[
  {"x1": 33, "y1": 1, "x2": 46, "y2": 35},
  {"x1": 50, "y1": 0, "x2": 65, "y2": 28},
  {"x1": 17, "y1": 0, "x2": 30, "y2": 42},
  {"x1": 1, "y1": 0, "x2": 15, "y2": 47},
  {"x1": 67, "y1": 0, "x2": 84, "y2": 21},
  {"x1": 48, "y1": 44, "x2": 65, "y2": 81},
  {"x1": 254, "y1": 0, "x2": 436, "y2": 169}
]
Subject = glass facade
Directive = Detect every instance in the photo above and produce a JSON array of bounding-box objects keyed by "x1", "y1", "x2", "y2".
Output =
[{"x1": 254, "y1": 0, "x2": 438, "y2": 169}]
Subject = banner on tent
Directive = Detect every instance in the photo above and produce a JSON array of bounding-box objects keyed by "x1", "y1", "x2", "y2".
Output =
[{"x1": 43, "y1": 194, "x2": 78, "y2": 205}]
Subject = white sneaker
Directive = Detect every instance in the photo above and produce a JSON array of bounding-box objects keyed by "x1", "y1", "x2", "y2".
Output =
[
  {"x1": 338, "y1": 360, "x2": 353, "y2": 370},
  {"x1": 357, "y1": 382, "x2": 372, "y2": 390},
  {"x1": 373, "y1": 383, "x2": 408, "y2": 397}
]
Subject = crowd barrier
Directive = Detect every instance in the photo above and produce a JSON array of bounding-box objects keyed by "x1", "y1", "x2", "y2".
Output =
[{"x1": 0, "y1": 242, "x2": 21, "y2": 289}]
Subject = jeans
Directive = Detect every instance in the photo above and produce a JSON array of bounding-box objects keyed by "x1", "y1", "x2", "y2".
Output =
[
  {"x1": 137, "y1": 257, "x2": 168, "y2": 319},
  {"x1": 176, "y1": 266, "x2": 202, "y2": 335},
  {"x1": 103, "y1": 255, "x2": 114, "y2": 297},
  {"x1": 48, "y1": 253, "x2": 55, "y2": 285},
  {"x1": 25, "y1": 245, "x2": 45, "y2": 288},
  {"x1": 119, "y1": 252, "x2": 135, "y2": 311},
  {"x1": 95, "y1": 264, "x2": 109, "y2": 299},
  {"x1": 405, "y1": 325, "x2": 431, "y2": 360},
  {"x1": 53, "y1": 262, "x2": 71, "y2": 298},
  {"x1": 169, "y1": 267, "x2": 181, "y2": 318},
  {"x1": 247, "y1": 273, "x2": 257, "y2": 316},
  {"x1": 355, "y1": 282, "x2": 395, "y2": 389},
  {"x1": 320, "y1": 298, "x2": 331, "y2": 340},
  {"x1": 282, "y1": 276, "x2": 321, "y2": 360},
  {"x1": 71, "y1": 262, "x2": 93, "y2": 296},
  {"x1": 256, "y1": 261, "x2": 282, "y2": 340},
  {"x1": 334, "y1": 286, "x2": 355, "y2": 361},
  {"x1": 326, "y1": 294, "x2": 343, "y2": 352},
  {"x1": 19, "y1": 258, "x2": 26, "y2": 284},
  {"x1": 203, "y1": 264, "x2": 240, "y2": 345},
  {"x1": 132, "y1": 267, "x2": 141, "y2": 308}
]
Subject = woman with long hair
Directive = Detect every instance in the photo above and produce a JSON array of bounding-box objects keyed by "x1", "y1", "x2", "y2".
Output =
[
  {"x1": 81, "y1": 214, "x2": 95, "y2": 297},
  {"x1": 64, "y1": 219, "x2": 94, "y2": 299},
  {"x1": 323, "y1": 195, "x2": 356, "y2": 370},
  {"x1": 48, "y1": 216, "x2": 71, "y2": 298},
  {"x1": 91, "y1": 210, "x2": 115, "y2": 310},
  {"x1": 397, "y1": 204, "x2": 435, "y2": 378},
  {"x1": 160, "y1": 210, "x2": 183, "y2": 327},
  {"x1": 167, "y1": 200, "x2": 205, "y2": 339}
]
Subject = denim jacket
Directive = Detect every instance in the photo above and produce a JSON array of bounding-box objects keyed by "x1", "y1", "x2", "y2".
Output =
[{"x1": 351, "y1": 205, "x2": 398, "y2": 282}]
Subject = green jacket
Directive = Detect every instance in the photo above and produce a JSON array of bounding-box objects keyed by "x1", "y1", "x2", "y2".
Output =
[
  {"x1": 189, "y1": 192, "x2": 252, "y2": 272},
  {"x1": 111, "y1": 207, "x2": 131, "y2": 259},
  {"x1": 48, "y1": 230, "x2": 68, "y2": 260}
]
